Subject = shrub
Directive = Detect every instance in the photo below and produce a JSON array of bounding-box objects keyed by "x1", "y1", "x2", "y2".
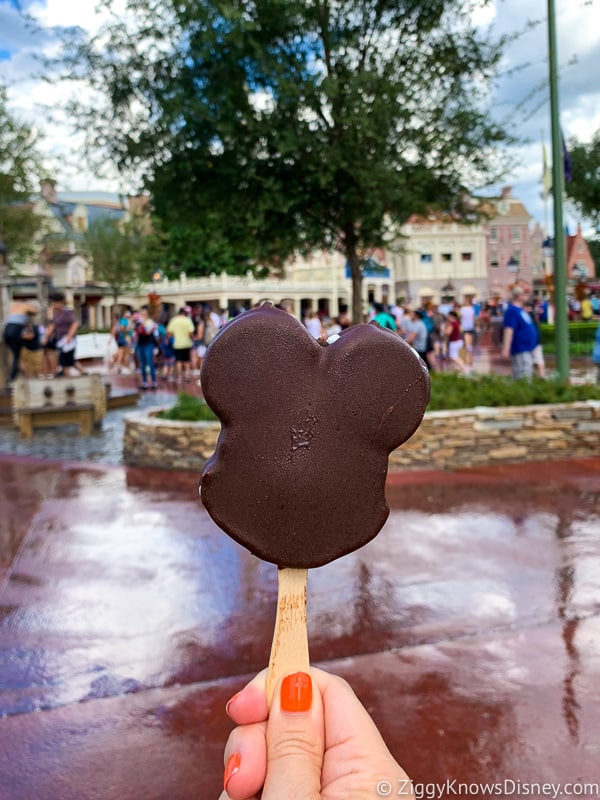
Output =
[
  {"x1": 156, "y1": 393, "x2": 218, "y2": 421},
  {"x1": 539, "y1": 322, "x2": 598, "y2": 356},
  {"x1": 157, "y1": 379, "x2": 600, "y2": 422},
  {"x1": 428, "y1": 373, "x2": 600, "y2": 411}
]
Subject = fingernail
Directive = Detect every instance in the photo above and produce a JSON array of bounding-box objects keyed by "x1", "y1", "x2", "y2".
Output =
[
  {"x1": 225, "y1": 691, "x2": 241, "y2": 716},
  {"x1": 224, "y1": 752, "x2": 241, "y2": 791},
  {"x1": 280, "y1": 671, "x2": 312, "y2": 712}
]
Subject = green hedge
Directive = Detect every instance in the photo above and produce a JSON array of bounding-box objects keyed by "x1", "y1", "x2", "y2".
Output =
[
  {"x1": 160, "y1": 378, "x2": 600, "y2": 422},
  {"x1": 539, "y1": 321, "x2": 599, "y2": 356},
  {"x1": 428, "y1": 373, "x2": 600, "y2": 411},
  {"x1": 156, "y1": 393, "x2": 218, "y2": 421}
]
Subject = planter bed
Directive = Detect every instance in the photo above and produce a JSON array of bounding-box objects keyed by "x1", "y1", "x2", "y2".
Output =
[{"x1": 124, "y1": 401, "x2": 600, "y2": 472}]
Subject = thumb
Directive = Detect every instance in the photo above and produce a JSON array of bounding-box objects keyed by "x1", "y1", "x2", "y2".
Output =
[{"x1": 262, "y1": 671, "x2": 324, "y2": 800}]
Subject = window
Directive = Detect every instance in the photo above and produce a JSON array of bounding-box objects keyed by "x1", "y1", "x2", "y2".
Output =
[
  {"x1": 490, "y1": 228, "x2": 497, "y2": 241},
  {"x1": 512, "y1": 227, "x2": 521, "y2": 242},
  {"x1": 441, "y1": 253, "x2": 452, "y2": 262},
  {"x1": 490, "y1": 252, "x2": 499, "y2": 267},
  {"x1": 461, "y1": 252, "x2": 472, "y2": 261},
  {"x1": 420, "y1": 254, "x2": 432, "y2": 263}
]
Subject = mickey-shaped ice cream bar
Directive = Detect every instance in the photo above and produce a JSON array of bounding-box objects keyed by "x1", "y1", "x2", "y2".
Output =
[{"x1": 200, "y1": 303, "x2": 430, "y2": 568}]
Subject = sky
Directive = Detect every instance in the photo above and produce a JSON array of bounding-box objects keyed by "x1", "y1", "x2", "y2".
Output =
[{"x1": 1, "y1": 0, "x2": 599, "y2": 235}]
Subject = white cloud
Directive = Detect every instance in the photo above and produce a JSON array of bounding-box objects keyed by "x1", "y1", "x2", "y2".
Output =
[
  {"x1": 471, "y1": 0, "x2": 497, "y2": 26},
  {"x1": 29, "y1": 0, "x2": 104, "y2": 29},
  {"x1": 0, "y1": 0, "x2": 128, "y2": 193},
  {"x1": 481, "y1": 0, "x2": 600, "y2": 231}
]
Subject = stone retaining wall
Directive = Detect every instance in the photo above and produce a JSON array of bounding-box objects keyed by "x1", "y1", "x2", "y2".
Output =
[
  {"x1": 123, "y1": 409, "x2": 220, "y2": 472},
  {"x1": 123, "y1": 402, "x2": 600, "y2": 472}
]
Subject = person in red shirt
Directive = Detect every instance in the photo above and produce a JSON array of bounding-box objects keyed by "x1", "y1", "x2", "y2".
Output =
[{"x1": 444, "y1": 310, "x2": 466, "y2": 373}]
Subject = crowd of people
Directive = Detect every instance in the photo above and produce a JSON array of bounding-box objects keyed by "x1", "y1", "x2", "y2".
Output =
[
  {"x1": 302, "y1": 294, "x2": 503, "y2": 375},
  {"x1": 108, "y1": 303, "x2": 223, "y2": 389},
  {"x1": 301, "y1": 288, "x2": 600, "y2": 382},
  {"x1": 4, "y1": 290, "x2": 600, "y2": 387},
  {"x1": 3, "y1": 290, "x2": 88, "y2": 382}
]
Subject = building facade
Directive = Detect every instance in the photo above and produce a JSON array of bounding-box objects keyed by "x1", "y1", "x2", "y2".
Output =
[
  {"x1": 388, "y1": 214, "x2": 488, "y2": 305},
  {"x1": 121, "y1": 252, "x2": 394, "y2": 323},
  {"x1": 566, "y1": 224, "x2": 596, "y2": 283},
  {"x1": 484, "y1": 186, "x2": 535, "y2": 296},
  {"x1": 14, "y1": 182, "x2": 138, "y2": 328},
  {"x1": 12, "y1": 182, "x2": 597, "y2": 327}
]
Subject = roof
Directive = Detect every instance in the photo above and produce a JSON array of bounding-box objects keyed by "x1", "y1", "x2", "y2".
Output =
[
  {"x1": 39, "y1": 192, "x2": 129, "y2": 246},
  {"x1": 55, "y1": 201, "x2": 125, "y2": 225},
  {"x1": 57, "y1": 191, "x2": 128, "y2": 209}
]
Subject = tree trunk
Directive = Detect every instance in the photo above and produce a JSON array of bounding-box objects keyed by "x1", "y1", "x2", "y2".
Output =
[{"x1": 344, "y1": 235, "x2": 364, "y2": 325}]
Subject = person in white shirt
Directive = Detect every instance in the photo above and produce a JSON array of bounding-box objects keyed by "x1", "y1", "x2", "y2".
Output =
[
  {"x1": 459, "y1": 297, "x2": 477, "y2": 375},
  {"x1": 304, "y1": 310, "x2": 325, "y2": 339}
]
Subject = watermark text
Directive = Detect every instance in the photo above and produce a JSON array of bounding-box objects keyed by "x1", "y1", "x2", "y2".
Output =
[{"x1": 375, "y1": 778, "x2": 600, "y2": 798}]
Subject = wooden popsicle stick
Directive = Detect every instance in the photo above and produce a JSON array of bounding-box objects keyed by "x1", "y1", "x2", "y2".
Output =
[{"x1": 266, "y1": 566, "x2": 310, "y2": 707}]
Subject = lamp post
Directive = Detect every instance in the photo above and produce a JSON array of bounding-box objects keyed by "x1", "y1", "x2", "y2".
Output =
[
  {"x1": 507, "y1": 256, "x2": 520, "y2": 283},
  {"x1": 0, "y1": 241, "x2": 11, "y2": 388},
  {"x1": 547, "y1": 0, "x2": 570, "y2": 381}
]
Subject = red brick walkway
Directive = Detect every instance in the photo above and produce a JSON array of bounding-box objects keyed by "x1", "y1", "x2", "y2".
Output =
[{"x1": 1, "y1": 454, "x2": 600, "y2": 798}]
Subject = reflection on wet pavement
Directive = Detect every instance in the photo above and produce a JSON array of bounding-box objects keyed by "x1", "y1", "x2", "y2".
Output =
[{"x1": 1, "y1": 454, "x2": 600, "y2": 799}]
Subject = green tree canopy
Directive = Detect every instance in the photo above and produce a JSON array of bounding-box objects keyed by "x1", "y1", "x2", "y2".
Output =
[
  {"x1": 565, "y1": 130, "x2": 600, "y2": 226},
  {"x1": 56, "y1": 0, "x2": 515, "y2": 321},
  {"x1": 0, "y1": 83, "x2": 45, "y2": 266},
  {"x1": 84, "y1": 216, "x2": 145, "y2": 311}
]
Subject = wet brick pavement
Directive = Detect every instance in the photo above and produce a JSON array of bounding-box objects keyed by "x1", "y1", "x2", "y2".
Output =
[
  {"x1": 1, "y1": 356, "x2": 600, "y2": 798},
  {"x1": 0, "y1": 386, "x2": 174, "y2": 465}
]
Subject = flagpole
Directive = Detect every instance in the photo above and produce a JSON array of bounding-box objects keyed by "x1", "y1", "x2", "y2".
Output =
[
  {"x1": 541, "y1": 133, "x2": 549, "y2": 235},
  {"x1": 547, "y1": 0, "x2": 569, "y2": 381}
]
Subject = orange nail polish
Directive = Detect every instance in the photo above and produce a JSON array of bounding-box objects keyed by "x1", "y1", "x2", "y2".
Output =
[
  {"x1": 281, "y1": 672, "x2": 312, "y2": 712},
  {"x1": 225, "y1": 691, "x2": 241, "y2": 716},
  {"x1": 224, "y1": 752, "x2": 241, "y2": 791}
]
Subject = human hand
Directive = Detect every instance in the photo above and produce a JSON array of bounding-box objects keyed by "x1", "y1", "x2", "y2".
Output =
[{"x1": 219, "y1": 666, "x2": 414, "y2": 800}]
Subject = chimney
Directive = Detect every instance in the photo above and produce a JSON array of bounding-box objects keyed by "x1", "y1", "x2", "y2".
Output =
[{"x1": 500, "y1": 186, "x2": 512, "y2": 199}]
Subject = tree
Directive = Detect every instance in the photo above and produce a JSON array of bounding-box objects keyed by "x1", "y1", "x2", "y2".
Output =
[
  {"x1": 586, "y1": 237, "x2": 600, "y2": 277},
  {"x1": 56, "y1": 0, "x2": 514, "y2": 321},
  {"x1": 565, "y1": 130, "x2": 600, "y2": 226},
  {"x1": 84, "y1": 217, "x2": 145, "y2": 312},
  {"x1": 0, "y1": 83, "x2": 45, "y2": 266}
]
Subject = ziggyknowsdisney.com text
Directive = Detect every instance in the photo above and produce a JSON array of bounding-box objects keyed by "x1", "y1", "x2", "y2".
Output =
[{"x1": 376, "y1": 779, "x2": 600, "y2": 798}]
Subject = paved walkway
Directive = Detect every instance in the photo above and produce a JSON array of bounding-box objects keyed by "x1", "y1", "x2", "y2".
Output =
[
  {"x1": 0, "y1": 383, "x2": 174, "y2": 464},
  {"x1": 1, "y1": 452, "x2": 600, "y2": 799}
]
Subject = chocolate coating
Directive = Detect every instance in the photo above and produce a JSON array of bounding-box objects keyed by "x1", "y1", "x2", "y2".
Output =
[{"x1": 200, "y1": 304, "x2": 430, "y2": 568}]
